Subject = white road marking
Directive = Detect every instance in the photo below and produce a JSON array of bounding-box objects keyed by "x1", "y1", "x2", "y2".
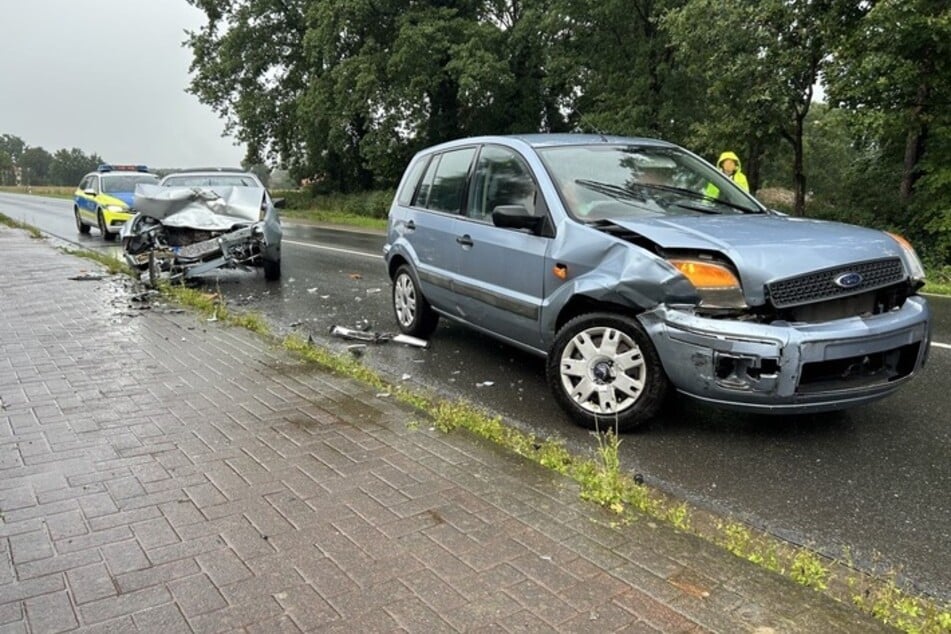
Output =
[
  {"x1": 284, "y1": 239, "x2": 379, "y2": 259},
  {"x1": 287, "y1": 237, "x2": 951, "y2": 351}
]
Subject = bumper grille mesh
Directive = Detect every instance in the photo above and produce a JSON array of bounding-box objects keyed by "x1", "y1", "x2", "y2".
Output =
[{"x1": 767, "y1": 258, "x2": 905, "y2": 308}]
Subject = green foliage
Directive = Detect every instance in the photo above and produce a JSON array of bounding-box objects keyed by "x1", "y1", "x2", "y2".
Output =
[{"x1": 48, "y1": 148, "x2": 102, "y2": 186}]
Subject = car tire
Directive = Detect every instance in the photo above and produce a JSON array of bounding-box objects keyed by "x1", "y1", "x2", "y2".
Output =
[
  {"x1": 75, "y1": 207, "x2": 90, "y2": 234},
  {"x1": 392, "y1": 264, "x2": 439, "y2": 338},
  {"x1": 263, "y1": 256, "x2": 281, "y2": 281},
  {"x1": 97, "y1": 210, "x2": 116, "y2": 242},
  {"x1": 546, "y1": 312, "x2": 668, "y2": 432}
]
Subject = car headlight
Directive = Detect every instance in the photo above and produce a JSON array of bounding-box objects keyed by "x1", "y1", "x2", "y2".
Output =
[
  {"x1": 669, "y1": 258, "x2": 747, "y2": 309},
  {"x1": 105, "y1": 204, "x2": 127, "y2": 212},
  {"x1": 886, "y1": 232, "x2": 926, "y2": 284}
]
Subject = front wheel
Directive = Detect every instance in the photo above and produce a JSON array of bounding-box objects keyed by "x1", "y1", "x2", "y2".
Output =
[
  {"x1": 392, "y1": 264, "x2": 438, "y2": 338},
  {"x1": 263, "y1": 256, "x2": 281, "y2": 281},
  {"x1": 546, "y1": 312, "x2": 669, "y2": 432},
  {"x1": 97, "y1": 211, "x2": 116, "y2": 242}
]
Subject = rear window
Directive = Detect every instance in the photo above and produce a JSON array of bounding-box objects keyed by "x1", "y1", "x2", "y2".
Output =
[
  {"x1": 415, "y1": 147, "x2": 476, "y2": 214},
  {"x1": 163, "y1": 175, "x2": 260, "y2": 187}
]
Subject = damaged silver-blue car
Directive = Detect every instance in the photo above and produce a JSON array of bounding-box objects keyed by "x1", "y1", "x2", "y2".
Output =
[{"x1": 383, "y1": 134, "x2": 930, "y2": 431}]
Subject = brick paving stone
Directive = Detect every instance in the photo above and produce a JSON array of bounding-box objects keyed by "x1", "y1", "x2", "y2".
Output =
[
  {"x1": 0, "y1": 230, "x2": 900, "y2": 634},
  {"x1": 66, "y1": 562, "x2": 118, "y2": 605},
  {"x1": 22, "y1": 590, "x2": 77, "y2": 633},
  {"x1": 167, "y1": 573, "x2": 228, "y2": 617}
]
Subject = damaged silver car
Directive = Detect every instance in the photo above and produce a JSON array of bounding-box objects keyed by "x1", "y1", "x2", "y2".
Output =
[
  {"x1": 121, "y1": 181, "x2": 282, "y2": 286},
  {"x1": 383, "y1": 134, "x2": 931, "y2": 431}
]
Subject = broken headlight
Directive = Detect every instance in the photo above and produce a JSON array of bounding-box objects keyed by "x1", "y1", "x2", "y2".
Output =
[
  {"x1": 668, "y1": 258, "x2": 747, "y2": 310},
  {"x1": 886, "y1": 232, "x2": 926, "y2": 286}
]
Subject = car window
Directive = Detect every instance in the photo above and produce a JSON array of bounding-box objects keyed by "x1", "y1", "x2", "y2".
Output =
[
  {"x1": 419, "y1": 147, "x2": 476, "y2": 214},
  {"x1": 101, "y1": 174, "x2": 159, "y2": 194},
  {"x1": 163, "y1": 175, "x2": 260, "y2": 187},
  {"x1": 79, "y1": 176, "x2": 93, "y2": 191},
  {"x1": 467, "y1": 145, "x2": 536, "y2": 221},
  {"x1": 397, "y1": 156, "x2": 430, "y2": 206}
]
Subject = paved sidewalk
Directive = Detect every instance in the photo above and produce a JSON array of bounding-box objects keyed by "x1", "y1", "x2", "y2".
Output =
[{"x1": 0, "y1": 227, "x2": 891, "y2": 633}]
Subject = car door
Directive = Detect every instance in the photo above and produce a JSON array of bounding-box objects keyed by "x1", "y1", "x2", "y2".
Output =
[
  {"x1": 402, "y1": 146, "x2": 477, "y2": 316},
  {"x1": 455, "y1": 144, "x2": 551, "y2": 350},
  {"x1": 78, "y1": 174, "x2": 99, "y2": 223}
]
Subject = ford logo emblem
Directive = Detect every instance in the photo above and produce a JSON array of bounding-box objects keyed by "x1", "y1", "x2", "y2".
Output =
[{"x1": 834, "y1": 272, "x2": 863, "y2": 288}]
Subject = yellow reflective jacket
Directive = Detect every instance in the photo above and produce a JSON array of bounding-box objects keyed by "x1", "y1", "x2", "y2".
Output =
[{"x1": 704, "y1": 151, "x2": 750, "y2": 197}]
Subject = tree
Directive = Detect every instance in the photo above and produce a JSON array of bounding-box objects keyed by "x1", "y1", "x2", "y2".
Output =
[
  {"x1": 544, "y1": 0, "x2": 698, "y2": 142},
  {"x1": 48, "y1": 149, "x2": 101, "y2": 186},
  {"x1": 0, "y1": 134, "x2": 26, "y2": 186},
  {"x1": 664, "y1": 0, "x2": 864, "y2": 214},
  {"x1": 19, "y1": 146, "x2": 53, "y2": 186},
  {"x1": 825, "y1": 0, "x2": 951, "y2": 204}
]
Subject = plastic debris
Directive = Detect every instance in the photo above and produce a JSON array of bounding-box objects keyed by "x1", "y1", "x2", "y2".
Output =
[
  {"x1": 401, "y1": 373, "x2": 411, "y2": 381},
  {"x1": 328, "y1": 325, "x2": 429, "y2": 348},
  {"x1": 476, "y1": 381, "x2": 495, "y2": 388}
]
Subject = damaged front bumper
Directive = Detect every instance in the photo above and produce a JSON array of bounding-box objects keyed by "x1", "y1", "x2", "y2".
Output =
[
  {"x1": 125, "y1": 222, "x2": 269, "y2": 283},
  {"x1": 638, "y1": 295, "x2": 930, "y2": 414}
]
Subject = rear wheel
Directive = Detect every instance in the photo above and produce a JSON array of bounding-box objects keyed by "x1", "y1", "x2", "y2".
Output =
[
  {"x1": 97, "y1": 210, "x2": 116, "y2": 241},
  {"x1": 546, "y1": 312, "x2": 668, "y2": 432},
  {"x1": 392, "y1": 264, "x2": 438, "y2": 338},
  {"x1": 75, "y1": 207, "x2": 90, "y2": 234}
]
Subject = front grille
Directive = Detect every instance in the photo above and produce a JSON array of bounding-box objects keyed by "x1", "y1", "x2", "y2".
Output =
[
  {"x1": 797, "y1": 342, "x2": 921, "y2": 394},
  {"x1": 767, "y1": 258, "x2": 905, "y2": 308}
]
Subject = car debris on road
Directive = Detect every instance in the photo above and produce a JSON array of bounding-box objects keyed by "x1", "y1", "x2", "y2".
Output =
[{"x1": 329, "y1": 324, "x2": 429, "y2": 348}]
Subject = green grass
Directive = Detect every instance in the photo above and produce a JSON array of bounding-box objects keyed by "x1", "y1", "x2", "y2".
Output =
[
  {"x1": 0, "y1": 185, "x2": 74, "y2": 199},
  {"x1": 281, "y1": 208, "x2": 387, "y2": 231},
  {"x1": 0, "y1": 212, "x2": 44, "y2": 238}
]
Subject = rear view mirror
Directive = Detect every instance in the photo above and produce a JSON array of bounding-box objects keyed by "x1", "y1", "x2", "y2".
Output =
[
  {"x1": 273, "y1": 197, "x2": 286, "y2": 209},
  {"x1": 492, "y1": 205, "x2": 541, "y2": 232}
]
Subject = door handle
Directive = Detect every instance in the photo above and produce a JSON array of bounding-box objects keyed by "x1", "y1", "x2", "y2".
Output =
[
  {"x1": 404, "y1": 220, "x2": 416, "y2": 231},
  {"x1": 456, "y1": 234, "x2": 473, "y2": 247}
]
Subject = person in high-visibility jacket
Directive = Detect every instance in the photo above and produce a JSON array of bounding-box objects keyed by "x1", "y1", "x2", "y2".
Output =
[{"x1": 704, "y1": 151, "x2": 749, "y2": 198}]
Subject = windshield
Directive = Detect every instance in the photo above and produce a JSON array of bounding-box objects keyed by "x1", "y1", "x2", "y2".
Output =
[
  {"x1": 101, "y1": 174, "x2": 158, "y2": 194},
  {"x1": 536, "y1": 144, "x2": 763, "y2": 220},
  {"x1": 162, "y1": 174, "x2": 261, "y2": 187}
]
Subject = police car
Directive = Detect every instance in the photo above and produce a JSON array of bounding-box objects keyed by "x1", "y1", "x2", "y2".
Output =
[{"x1": 73, "y1": 165, "x2": 159, "y2": 240}]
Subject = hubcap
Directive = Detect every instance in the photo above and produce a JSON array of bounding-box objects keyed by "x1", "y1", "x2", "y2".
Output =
[
  {"x1": 394, "y1": 273, "x2": 417, "y2": 327},
  {"x1": 559, "y1": 325, "x2": 645, "y2": 416}
]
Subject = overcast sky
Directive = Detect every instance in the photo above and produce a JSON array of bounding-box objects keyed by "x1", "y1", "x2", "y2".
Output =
[{"x1": 0, "y1": 1, "x2": 246, "y2": 168}]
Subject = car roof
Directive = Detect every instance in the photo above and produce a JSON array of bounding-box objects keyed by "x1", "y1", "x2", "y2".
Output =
[
  {"x1": 163, "y1": 167, "x2": 251, "y2": 175},
  {"x1": 419, "y1": 133, "x2": 679, "y2": 154}
]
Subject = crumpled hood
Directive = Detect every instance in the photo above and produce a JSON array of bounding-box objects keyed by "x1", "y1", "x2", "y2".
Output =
[
  {"x1": 607, "y1": 214, "x2": 908, "y2": 304},
  {"x1": 132, "y1": 184, "x2": 264, "y2": 231}
]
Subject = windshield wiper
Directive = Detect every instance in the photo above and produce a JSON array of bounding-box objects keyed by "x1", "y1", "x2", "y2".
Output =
[
  {"x1": 575, "y1": 178, "x2": 648, "y2": 203},
  {"x1": 636, "y1": 182, "x2": 761, "y2": 214}
]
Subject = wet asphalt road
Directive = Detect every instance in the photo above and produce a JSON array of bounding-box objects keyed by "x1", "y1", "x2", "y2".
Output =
[{"x1": 2, "y1": 192, "x2": 949, "y2": 602}]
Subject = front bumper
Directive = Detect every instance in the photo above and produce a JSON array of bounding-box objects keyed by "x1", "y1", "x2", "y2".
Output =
[
  {"x1": 638, "y1": 296, "x2": 930, "y2": 414},
  {"x1": 101, "y1": 209, "x2": 133, "y2": 232}
]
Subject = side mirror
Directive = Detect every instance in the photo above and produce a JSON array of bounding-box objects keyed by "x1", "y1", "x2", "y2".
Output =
[
  {"x1": 272, "y1": 197, "x2": 286, "y2": 209},
  {"x1": 492, "y1": 204, "x2": 541, "y2": 232},
  {"x1": 84, "y1": 189, "x2": 96, "y2": 196}
]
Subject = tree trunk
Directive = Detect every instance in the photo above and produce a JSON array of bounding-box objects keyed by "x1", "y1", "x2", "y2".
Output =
[{"x1": 900, "y1": 81, "x2": 930, "y2": 202}]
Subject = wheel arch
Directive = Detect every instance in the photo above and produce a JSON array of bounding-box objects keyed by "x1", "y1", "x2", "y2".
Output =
[
  {"x1": 553, "y1": 294, "x2": 649, "y2": 334},
  {"x1": 387, "y1": 253, "x2": 410, "y2": 280}
]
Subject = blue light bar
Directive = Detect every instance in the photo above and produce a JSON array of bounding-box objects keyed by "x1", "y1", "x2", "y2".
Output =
[{"x1": 98, "y1": 164, "x2": 149, "y2": 173}]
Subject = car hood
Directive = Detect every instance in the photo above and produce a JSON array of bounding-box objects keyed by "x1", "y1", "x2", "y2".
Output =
[
  {"x1": 132, "y1": 184, "x2": 264, "y2": 231},
  {"x1": 111, "y1": 192, "x2": 135, "y2": 207},
  {"x1": 607, "y1": 214, "x2": 907, "y2": 304}
]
